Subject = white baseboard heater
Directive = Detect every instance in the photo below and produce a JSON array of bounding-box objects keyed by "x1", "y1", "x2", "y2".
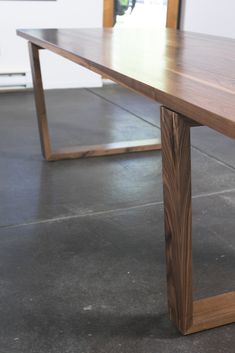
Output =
[{"x1": 0, "y1": 72, "x2": 32, "y2": 90}]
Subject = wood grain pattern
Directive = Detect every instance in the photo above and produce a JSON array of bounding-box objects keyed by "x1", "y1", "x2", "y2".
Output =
[
  {"x1": 28, "y1": 42, "x2": 52, "y2": 160},
  {"x1": 48, "y1": 139, "x2": 161, "y2": 161},
  {"x1": 161, "y1": 106, "x2": 235, "y2": 335},
  {"x1": 18, "y1": 29, "x2": 235, "y2": 335},
  {"x1": 160, "y1": 106, "x2": 193, "y2": 333},
  {"x1": 166, "y1": 0, "x2": 181, "y2": 29},
  {"x1": 187, "y1": 291, "x2": 235, "y2": 334},
  {"x1": 17, "y1": 28, "x2": 235, "y2": 139}
]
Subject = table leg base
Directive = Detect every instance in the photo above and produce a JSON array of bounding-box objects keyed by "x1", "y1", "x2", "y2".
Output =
[
  {"x1": 183, "y1": 291, "x2": 235, "y2": 335},
  {"x1": 47, "y1": 139, "x2": 161, "y2": 161}
]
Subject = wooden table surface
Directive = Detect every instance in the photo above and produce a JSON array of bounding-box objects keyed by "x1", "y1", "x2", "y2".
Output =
[
  {"x1": 17, "y1": 28, "x2": 235, "y2": 139},
  {"x1": 17, "y1": 28, "x2": 235, "y2": 335}
]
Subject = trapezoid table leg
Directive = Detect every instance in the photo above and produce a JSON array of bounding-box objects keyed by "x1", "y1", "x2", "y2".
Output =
[{"x1": 28, "y1": 41, "x2": 161, "y2": 161}]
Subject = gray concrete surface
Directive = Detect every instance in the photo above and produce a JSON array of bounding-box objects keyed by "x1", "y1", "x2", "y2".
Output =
[{"x1": 0, "y1": 85, "x2": 234, "y2": 353}]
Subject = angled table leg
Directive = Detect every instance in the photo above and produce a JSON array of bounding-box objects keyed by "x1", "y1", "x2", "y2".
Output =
[
  {"x1": 160, "y1": 106, "x2": 235, "y2": 335},
  {"x1": 28, "y1": 42, "x2": 161, "y2": 161},
  {"x1": 28, "y1": 42, "x2": 52, "y2": 160}
]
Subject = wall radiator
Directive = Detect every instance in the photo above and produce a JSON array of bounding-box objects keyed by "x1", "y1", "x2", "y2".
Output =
[{"x1": 0, "y1": 72, "x2": 32, "y2": 90}]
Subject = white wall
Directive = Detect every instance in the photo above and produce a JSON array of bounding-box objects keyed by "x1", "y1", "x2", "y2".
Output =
[
  {"x1": 181, "y1": 0, "x2": 235, "y2": 39},
  {"x1": 0, "y1": 0, "x2": 103, "y2": 88}
]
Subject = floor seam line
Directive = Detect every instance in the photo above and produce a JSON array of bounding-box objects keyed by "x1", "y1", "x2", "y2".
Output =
[
  {"x1": 1, "y1": 187, "x2": 235, "y2": 230},
  {"x1": 86, "y1": 88, "x2": 160, "y2": 129},
  {"x1": 193, "y1": 188, "x2": 235, "y2": 199},
  {"x1": 87, "y1": 89, "x2": 235, "y2": 172},
  {"x1": 191, "y1": 145, "x2": 235, "y2": 172},
  {"x1": 0, "y1": 201, "x2": 163, "y2": 230}
]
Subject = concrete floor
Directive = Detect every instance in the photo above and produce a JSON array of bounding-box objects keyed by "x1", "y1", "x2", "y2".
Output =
[{"x1": 0, "y1": 85, "x2": 234, "y2": 353}]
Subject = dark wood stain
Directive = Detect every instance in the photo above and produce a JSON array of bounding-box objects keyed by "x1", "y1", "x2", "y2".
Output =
[
  {"x1": 161, "y1": 106, "x2": 235, "y2": 334},
  {"x1": 161, "y1": 107, "x2": 193, "y2": 333},
  {"x1": 17, "y1": 28, "x2": 235, "y2": 139}
]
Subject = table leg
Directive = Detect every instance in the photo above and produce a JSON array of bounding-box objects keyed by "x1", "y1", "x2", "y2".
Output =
[
  {"x1": 160, "y1": 106, "x2": 235, "y2": 335},
  {"x1": 28, "y1": 42, "x2": 52, "y2": 160},
  {"x1": 28, "y1": 42, "x2": 161, "y2": 161},
  {"x1": 161, "y1": 106, "x2": 193, "y2": 334}
]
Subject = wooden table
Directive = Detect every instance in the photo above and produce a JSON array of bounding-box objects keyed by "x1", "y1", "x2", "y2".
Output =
[{"x1": 17, "y1": 28, "x2": 235, "y2": 335}]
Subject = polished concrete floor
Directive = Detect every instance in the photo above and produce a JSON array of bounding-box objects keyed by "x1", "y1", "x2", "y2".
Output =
[{"x1": 0, "y1": 85, "x2": 235, "y2": 353}]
